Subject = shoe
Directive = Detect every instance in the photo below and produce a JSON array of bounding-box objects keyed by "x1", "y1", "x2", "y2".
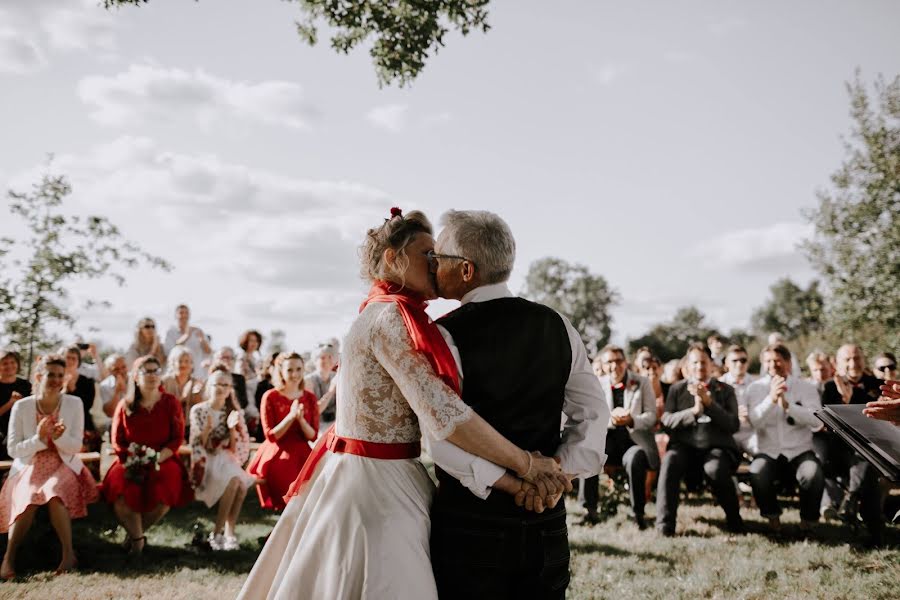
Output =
[
  {"x1": 725, "y1": 518, "x2": 745, "y2": 535},
  {"x1": 821, "y1": 505, "x2": 838, "y2": 521},
  {"x1": 656, "y1": 527, "x2": 675, "y2": 538},
  {"x1": 579, "y1": 510, "x2": 601, "y2": 526},
  {"x1": 208, "y1": 532, "x2": 225, "y2": 551},
  {"x1": 128, "y1": 536, "x2": 146, "y2": 556},
  {"x1": 634, "y1": 514, "x2": 648, "y2": 530},
  {"x1": 223, "y1": 535, "x2": 240, "y2": 551}
]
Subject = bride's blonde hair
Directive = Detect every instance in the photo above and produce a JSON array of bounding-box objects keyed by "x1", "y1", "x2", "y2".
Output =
[{"x1": 360, "y1": 209, "x2": 432, "y2": 287}]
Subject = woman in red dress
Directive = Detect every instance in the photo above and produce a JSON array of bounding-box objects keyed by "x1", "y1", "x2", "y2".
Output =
[
  {"x1": 102, "y1": 355, "x2": 193, "y2": 554},
  {"x1": 247, "y1": 352, "x2": 318, "y2": 510}
]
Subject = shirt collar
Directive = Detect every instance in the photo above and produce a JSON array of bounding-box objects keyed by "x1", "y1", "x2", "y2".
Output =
[{"x1": 459, "y1": 282, "x2": 514, "y2": 305}]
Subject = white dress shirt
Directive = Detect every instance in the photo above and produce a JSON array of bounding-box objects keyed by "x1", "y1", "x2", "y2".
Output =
[
  {"x1": 719, "y1": 371, "x2": 758, "y2": 454},
  {"x1": 424, "y1": 282, "x2": 609, "y2": 499},
  {"x1": 746, "y1": 375, "x2": 821, "y2": 461},
  {"x1": 165, "y1": 325, "x2": 210, "y2": 380}
]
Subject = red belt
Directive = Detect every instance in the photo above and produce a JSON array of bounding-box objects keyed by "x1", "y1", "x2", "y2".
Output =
[{"x1": 284, "y1": 425, "x2": 420, "y2": 502}]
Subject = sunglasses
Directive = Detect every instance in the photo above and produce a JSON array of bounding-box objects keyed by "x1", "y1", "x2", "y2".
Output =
[
  {"x1": 141, "y1": 368, "x2": 160, "y2": 375},
  {"x1": 212, "y1": 383, "x2": 233, "y2": 388},
  {"x1": 875, "y1": 363, "x2": 896, "y2": 372},
  {"x1": 730, "y1": 357, "x2": 748, "y2": 364},
  {"x1": 142, "y1": 323, "x2": 156, "y2": 329}
]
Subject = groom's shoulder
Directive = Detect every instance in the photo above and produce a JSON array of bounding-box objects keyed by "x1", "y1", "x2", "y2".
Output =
[{"x1": 437, "y1": 297, "x2": 560, "y2": 325}]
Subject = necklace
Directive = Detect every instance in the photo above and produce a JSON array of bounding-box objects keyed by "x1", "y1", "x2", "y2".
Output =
[{"x1": 37, "y1": 394, "x2": 61, "y2": 416}]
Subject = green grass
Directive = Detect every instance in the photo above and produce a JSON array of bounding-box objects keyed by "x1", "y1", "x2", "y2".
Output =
[{"x1": 0, "y1": 492, "x2": 896, "y2": 599}]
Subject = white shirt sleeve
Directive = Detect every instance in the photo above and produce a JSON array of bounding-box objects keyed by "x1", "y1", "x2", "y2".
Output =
[
  {"x1": 421, "y1": 325, "x2": 505, "y2": 499},
  {"x1": 555, "y1": 315, "x2": 609, "y2": 478}
]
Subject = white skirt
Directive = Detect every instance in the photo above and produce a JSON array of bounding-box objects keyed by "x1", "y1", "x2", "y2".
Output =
[
  {"x1": 237, "y1": 451, "x2": 438, "y2": 600},
  {"x1": 195, "y1": 450, "x2": 256, "y2": 508}
]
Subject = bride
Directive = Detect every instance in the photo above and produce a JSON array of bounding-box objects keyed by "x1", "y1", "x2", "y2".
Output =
[{"x1": 238, "y1": 209, "x2": 568, "y2": 599}]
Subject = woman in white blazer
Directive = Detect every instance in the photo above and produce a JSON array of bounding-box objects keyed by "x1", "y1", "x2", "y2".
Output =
[{"x1": 0, "y1": 355, "x2": 98, "y2": 579}]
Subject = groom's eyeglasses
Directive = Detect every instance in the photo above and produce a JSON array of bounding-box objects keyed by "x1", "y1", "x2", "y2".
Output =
[{"x1": 425, "y1": 251, "x2": 477, "y2": 270}]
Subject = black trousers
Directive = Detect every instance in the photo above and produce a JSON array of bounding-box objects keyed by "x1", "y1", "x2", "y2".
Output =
[
  {"x1": 749, "y1": 451, "x2": 824, "y2": 522},
  {"x1": 583, "y1": 444, "x2": 650, "y2": 517},
  {"x1": 431, "y1": 505, "x2": 569, "y2": 600},
  {"x1": 655, "y1": 443, "x2": 742, "y2": 534}
]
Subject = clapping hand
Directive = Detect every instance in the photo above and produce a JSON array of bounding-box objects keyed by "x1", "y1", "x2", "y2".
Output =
[
  {"x1": 51, "y1": 419, "x2": 66, "y2": 440},
  {"x1": 226, "y1": 410, "x2": 240, "y2": 430},
  {"x1": 37, "y1": 416, "x2": 53, "y2": 442},
  {"x1": 610, "y1": 407, "x2": 632, "y2": 427},
  {"x1": 833, "y1": 375, "x2": 854, "y2": 403},
  {"x1": 863, "y1": 380, "x2": 900, "y2": 425},
  {"x1": 9, "y1": 391, "x2": 22, "y2": 404},
  {"x1": 688, "y1": 380, "x2": 711, "y2": 406},
  {"x1": 770, "y1": 375, "x2": 788, "y2": 406}
]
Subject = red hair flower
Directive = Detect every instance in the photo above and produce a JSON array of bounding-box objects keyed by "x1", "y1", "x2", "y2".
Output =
[{"x1": 390, "y1": 207, "x2": 403, "y2": 218}]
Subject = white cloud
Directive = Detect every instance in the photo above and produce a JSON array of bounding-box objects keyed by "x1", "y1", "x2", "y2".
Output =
[
  {"x1": 688, "y1": 222, "x2": 813, "y2": 271},
  {"x1": 590, "y1": 63, "x2": 626, "y2": 86},
  {"x1": 0, "y1": 29, "x2": 46, "y2": 74},
  {"x1": 77, "y1": 63, "x2": 318, "y2": 129},
  {"x1": 0, "y1": 2, "x2": 115, "y2": 74},
  {"x1": 366, "y1": 103, "x2": 409, "y2": 132},
  {"x1": 662, "y1": 50, "x2": 696, "y2": 64},
  {"x1": 707, "y1": 17, "x2": 747, "y2": 37}
]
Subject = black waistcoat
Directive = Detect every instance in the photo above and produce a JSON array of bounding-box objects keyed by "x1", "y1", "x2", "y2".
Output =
[{"x1": 433, "y1": 297, "x2": 572, "y2": 518}]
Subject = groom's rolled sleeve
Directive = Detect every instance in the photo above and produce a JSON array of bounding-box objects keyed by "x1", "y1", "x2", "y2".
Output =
[
  {"x1": 423, "y1": 435, "x2": 505, "y2": 500},
  {"x1": 555, "y1": 316, "x2": 609, "y2": 478}
]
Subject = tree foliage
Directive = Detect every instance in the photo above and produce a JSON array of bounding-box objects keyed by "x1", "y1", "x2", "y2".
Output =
[
  {"x1": 521, "y1": 258, "x2": 617, "y2": 356},
  {"x1": 803, "y1": 71, "x2": 900, "y2": 353},
  {"x1": 102, "y1": 0, "x2": 491, "y2": 87},
  {"x1": 0, "y1": 170, "x2": 172, "y2": 373},
  {"x1": 750, "y1": 278, "x2": 824, "y2": 340},
  {"x1": 626, "y1": 306, "x2": 719, "y2": 363}
]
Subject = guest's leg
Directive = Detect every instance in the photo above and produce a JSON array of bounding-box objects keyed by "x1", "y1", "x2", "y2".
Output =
[
  {"x1": 215, "y1": 478, "x2": 240, "y2": 535},
  {"x1": 655, "y1": 445, "x2": 688, "y2": 534},
  {"x1": 1, "y1": 504, "x2": 38, "y2": 576},
  {"x1": 749, "y1": 454, "x2": 780, "y2": 520},
  {"x1": 141, "y1": 503, "x2": 170, "y2": 531},
  {"x1": 855, "y1": 460, "x2": 885, "y2": 543},
  {"x1": 623, "y1": 445, "x2": 649, "y2": 521},
  {"x1": 113, "y1": 497, "x2": 144, "y2": 552},
  {"x1": 814, "y1": 431, "x2": 841, "y2": 515},
  {"x1": 582, "y1": 475, "x2": 599, "y2": 516},
  {"x1": 226, "y1": 479, "x2": 249, "y2": 538},
  {"x1": 47, "y1": 498, "x2": 76, "y2": 570},
  {"x1": 792, "y1": 452, "x2": 824, "y2": 523},
  {"x1": 704, "y1": 449, "x2": 742, "y2": 528}
]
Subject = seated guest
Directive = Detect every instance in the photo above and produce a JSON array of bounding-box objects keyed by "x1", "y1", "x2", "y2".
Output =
[
  {"x1": 719, "y1": 345, "x2": 758, "y2": 456},
  {"x1": 305, "y1": 342, "x2": 338, "y2": 432},
  {"x1": 253, "y1": 352, "x2": 280, "y2": 415},
  {"x1": 759, "y1": 333, "x2": 802, "y2": 377},
  {"x1": 656, "y1": 343, "x2": 743, "y2": 536},
  {"x1": 637, "y1": 355, "x2": 666, "y2": 418},
  {"x1": 99, "y1": 354, "x2": 129, "y2": 421},
  {"x1": 161, "y1": 346, "x2": 203, "y2": 430},
  {"x1": 235, "y1": 330, "x2": 263, "y2": 408},
  {"x1": 707, "y1": 334, "x2": 726, "y2": 367},
  {"x1": 805, "y1": 351, "x2": 834, "y2": 395},
  {"x1": 0, "y1": 349, "x2": 31, "y2": 461},
  {"x1": 584, "y1": 345, "x2": 657, "y2": 528},
  {"x1": 820, "y1": 344, "x2": 885, "y2": 545},
  {"x1": 746, "y1": 344, "x2": 824, "y2": 533},
  {"x1": 102, "y1": 356, "x2": 193, "y2": 555},
  {"x1": 0, "y1": 355, "x2": 98, "y2": 577},
  {"x1": 62, "y1": 345, "x2": 98, "y2": 451},
  {"x1": 631, "y1": 346, "x2": 653, "y2": 374},
  {"x1": 125, "y1": 318, "x2": 167, "y2": 367},
  {"x1": 211, "y1": 347, "x2": 252, "y2": 430},
  {"x1": 189, "y1": 367, "x2": 255, "y2": 551},
  {"x1": 873, "y1": 352, "x2": 898, "y2": 382},
  {"x1": 247, "y1": 352, "x2": 318, "y2": 510}
]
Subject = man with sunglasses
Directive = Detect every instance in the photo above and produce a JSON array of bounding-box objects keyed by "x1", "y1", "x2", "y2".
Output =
[
  {"x1": 719, "y1": 344, "x2": 758, "y2": 456},
  {"x1": 873, "y1": 352, "x2": 898, "y2": 382}
]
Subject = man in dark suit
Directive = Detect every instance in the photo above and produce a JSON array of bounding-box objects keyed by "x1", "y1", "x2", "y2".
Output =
[
  {"x1": 656, "y1": 342, "x2": 743, "y2": 536},
  {"x1": 425, "y1": 210, "x2": 609, "y2": 600}
]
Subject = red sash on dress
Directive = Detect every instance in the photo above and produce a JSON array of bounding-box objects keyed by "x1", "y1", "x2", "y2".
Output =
[{"x1": 283, "y1": 281, "x2": 460, "y2": 503}]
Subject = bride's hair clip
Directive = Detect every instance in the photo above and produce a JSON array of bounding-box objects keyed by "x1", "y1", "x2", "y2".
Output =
[{"x1": 389, "y1": 207, "x2": 403, "y2": 219}]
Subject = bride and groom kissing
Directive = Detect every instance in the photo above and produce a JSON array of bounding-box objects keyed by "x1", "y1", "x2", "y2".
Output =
[{"x1": 238, "y1": 208, "x2": 610, "y2": 600}]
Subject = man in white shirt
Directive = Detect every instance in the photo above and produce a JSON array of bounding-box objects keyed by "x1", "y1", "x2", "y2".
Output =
[
  {"x1": 98, "y1": 354, "x2": 128, "y2": 425},
  {"x1": 164, "y1": 304, "x2": 212, "y2": 379},
  {"x1": 719, "y1": 344, "x2": 758, "y2": 455},
  {"x1": 425, "y1": 209, "x2": 608, "y2": 600},
  {"x1": 746, "y1": 343, "x2": 824, "y2": 532}
]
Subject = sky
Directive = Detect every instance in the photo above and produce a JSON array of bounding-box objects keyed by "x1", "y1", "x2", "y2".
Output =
[{"x1": 1, "y1": 0, "x2": 899, "y2": 355}]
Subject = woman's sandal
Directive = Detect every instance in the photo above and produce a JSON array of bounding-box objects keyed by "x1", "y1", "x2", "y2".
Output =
[
  {"x1": 54, "y1": 559, "x2": 78, "y2": 576},
  {"x1": 128, "y1": 536, "x2": 147, "y2": 555}
]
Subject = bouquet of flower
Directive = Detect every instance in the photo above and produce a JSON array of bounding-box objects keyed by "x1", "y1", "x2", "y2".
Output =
[{"x1": 124, "y1": 442, "x2": 160, "y2": 484}]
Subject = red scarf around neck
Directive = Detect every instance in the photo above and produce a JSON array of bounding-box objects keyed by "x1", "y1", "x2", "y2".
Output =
[{"x1": 360, "y1": 280, "x2": 460, "y2": 395}]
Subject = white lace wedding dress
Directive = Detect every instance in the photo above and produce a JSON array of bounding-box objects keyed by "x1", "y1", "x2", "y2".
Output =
[{"x1": 237, "y1": 302, "x2": 475, "y2": 600}]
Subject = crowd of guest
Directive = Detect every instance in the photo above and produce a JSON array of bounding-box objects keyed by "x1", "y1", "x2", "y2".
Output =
[
  {"x1": 0, "y1": 303, "x2": 897, "y2": 576},
  {"x1": 585, "y1": 335, "x2": 897, "y2": 547}
]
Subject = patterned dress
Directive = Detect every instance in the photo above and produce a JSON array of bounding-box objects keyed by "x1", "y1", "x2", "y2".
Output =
[
  {"x1": 189, "y1": 401, "x2": 255, "y2": 507},
  {"x1": 0, "y1": 405, "x2": 98, "y2": 532},
  {"x1": 238, "y1": 302, "x2": 474, "y2": 600}
]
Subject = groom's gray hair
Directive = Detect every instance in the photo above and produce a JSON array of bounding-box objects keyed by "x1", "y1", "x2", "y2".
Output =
[{"x1": 439, "y1": 210, "x2": 516, "y2": 284}]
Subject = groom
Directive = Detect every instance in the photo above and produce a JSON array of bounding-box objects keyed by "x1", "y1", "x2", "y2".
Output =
[{"x1": 426, "y1": 210, "x2": 609, "y2": 600}]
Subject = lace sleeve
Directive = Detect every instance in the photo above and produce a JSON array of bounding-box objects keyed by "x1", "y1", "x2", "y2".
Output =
[
  {"x1": 370, "y1": 303, "x2": 473, "y2": 440},
  {"x1": 189, "y1": 403, "x2": 207, "y2": 466}
]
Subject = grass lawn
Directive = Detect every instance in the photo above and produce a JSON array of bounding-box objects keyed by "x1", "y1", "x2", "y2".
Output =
[{"x1": 0, "y1": 491, "x2": 897, "y2": 599}]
